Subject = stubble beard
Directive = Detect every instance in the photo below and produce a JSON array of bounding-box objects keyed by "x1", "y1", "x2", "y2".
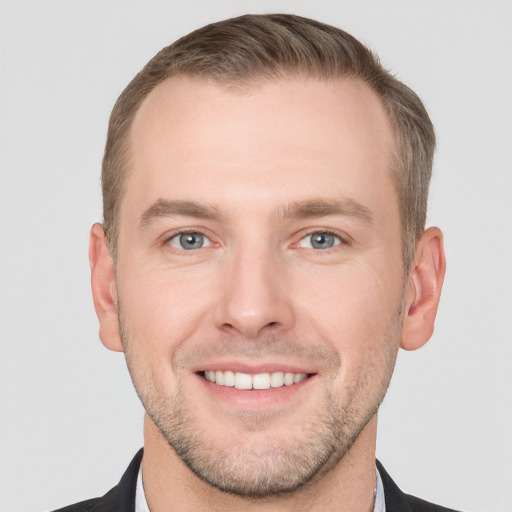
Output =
[
  {"x1": 146, "y1": 378, "x2": 364, "y2": 498},
  {"x1": 119, "y1": 305, "x2": 402, "y2": 499}
]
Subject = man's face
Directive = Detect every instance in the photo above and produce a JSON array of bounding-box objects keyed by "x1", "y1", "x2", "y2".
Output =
[{"x1": 115, "y1": 76, "x2": 405, "y2": 496}]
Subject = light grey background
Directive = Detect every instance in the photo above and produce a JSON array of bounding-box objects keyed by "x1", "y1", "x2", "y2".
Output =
[{"x1": 1, "y1": 1, "x2": 511, "y2": 511}]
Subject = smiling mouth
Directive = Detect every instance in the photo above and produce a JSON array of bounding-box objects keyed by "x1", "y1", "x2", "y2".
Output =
[{"x1": 201, "y1": 370, "x2": 313, "y2": 390}]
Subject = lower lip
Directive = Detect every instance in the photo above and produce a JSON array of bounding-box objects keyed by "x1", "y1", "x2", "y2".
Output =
[{"x1": 196, "y1": 373, "x2": 315, "y2": 409}]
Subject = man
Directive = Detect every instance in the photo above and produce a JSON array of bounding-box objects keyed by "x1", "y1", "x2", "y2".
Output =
[{"x1": 55, "y1": 13, "x2": 454, "y2": 512}]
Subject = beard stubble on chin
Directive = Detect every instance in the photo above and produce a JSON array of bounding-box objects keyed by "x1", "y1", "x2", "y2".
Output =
[{"x1": 118, "y1": 304, "x2": 403, "y2": 499}]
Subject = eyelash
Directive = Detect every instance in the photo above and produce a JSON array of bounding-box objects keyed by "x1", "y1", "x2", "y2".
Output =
[
  {"x1": 162, "y1": 228, "x2": 349, "y2": 253},
  {"x1": 164, "y1": 229, "x2": 214, "y2": 252},
  {"x1": 297, "y1": 229, "x2": 347, "y2": 250}
]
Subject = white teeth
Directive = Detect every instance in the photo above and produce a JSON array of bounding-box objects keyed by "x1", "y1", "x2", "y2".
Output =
[
  {"x1": 204, "y1": 370, "x2": 308, "y2": 389},
  {"x1": 252, "y1": 373, "x2": 271, "y2": 390},
  {"x1": 223, "y1": 370, "x2": 235, "y2": 387},
  {"x1": 270, "y1": 371, "x2": 284, "y2": 387},
  {"x1": 235, "y1": 372, "x2": 252, "y2": 390},
  {"x1": 284, "y1": 372, "x2": 294, "y2": 386},
  {"x1": 293, "y1": 373, "x2": 307, "y2": 384}
]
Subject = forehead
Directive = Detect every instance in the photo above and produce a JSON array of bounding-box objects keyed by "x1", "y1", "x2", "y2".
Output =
[
  {"x1": 130, "y1": 75, "x2": 395, "y2": 158},
  {"x1": 124, "y1": 75, "x2": 397, "y2": 221}
]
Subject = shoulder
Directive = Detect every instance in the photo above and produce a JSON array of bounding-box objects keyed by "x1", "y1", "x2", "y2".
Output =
[
  {"x1": 51, "y1": 498, "x2": 101, "y2": 512},
  {"x1": 377, "y1": 460, "x2": 463, "y2": 512},
  {"x1": 404, "y1": 493, "x2": 462, "y2": 512},
  {"x1": 50, "y1": 449, "x2": 143, "y2": 512}
]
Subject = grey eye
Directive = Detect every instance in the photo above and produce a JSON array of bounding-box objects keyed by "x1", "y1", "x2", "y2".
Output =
[
  {"x1": 298, "y1": 232, "x2": 340, "y2": 249},
  {"x1": 169, "y1": 232, "x2": 211, "y2": 250}
]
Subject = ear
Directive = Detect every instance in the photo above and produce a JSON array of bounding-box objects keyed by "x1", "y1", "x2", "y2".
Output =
[
  {"x1": 400, "y1": 227, "x2": 446, "y2": 351},
  {"x1": 89, "y1": 223, "x2": 123, "y2": 352}
]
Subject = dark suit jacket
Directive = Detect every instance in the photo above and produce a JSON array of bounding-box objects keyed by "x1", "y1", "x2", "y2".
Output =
[{"x1": 51, "y1": 450, "x2": 461, "y2": 512}]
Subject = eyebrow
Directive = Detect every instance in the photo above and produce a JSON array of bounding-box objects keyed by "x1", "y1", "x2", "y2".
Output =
[
  {"x1": 277, "y1": 198, "x2": 373, "y2": 223},
  {"x1": 139, "y1": 197, "x2": 373, "y2": 229},
  {"x1": 140, "y1": 199, "x2": 224, "y2": 228}
]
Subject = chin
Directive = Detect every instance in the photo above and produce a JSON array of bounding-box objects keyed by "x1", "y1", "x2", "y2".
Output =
[{"x1": 146, "y1": 386, "x2": 375, "y2": 498}]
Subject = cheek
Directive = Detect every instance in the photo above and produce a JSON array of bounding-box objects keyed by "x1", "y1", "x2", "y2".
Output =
[
  {"x1": 117, "y1": 269, "x2": 218, "y2": 404},
  {"x1": 304, "y1": 266, "x2": 403, "y2": 407},
  {"x1": 294, "y1": 262, "x2": 403, "y2": 346},
  {"x1": 291, "y1": 261, "x2": 404, "y2": 397},
  {"x1": 117, "y1": 265, "x2": 218, "y2": 361}
]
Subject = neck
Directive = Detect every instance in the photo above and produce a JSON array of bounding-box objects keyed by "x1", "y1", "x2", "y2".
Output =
[{"x1": 141, "y1": 414, "x2": 378, "y2": 512}]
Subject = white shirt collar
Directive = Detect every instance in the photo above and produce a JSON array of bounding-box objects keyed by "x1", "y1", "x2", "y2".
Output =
[
  {"x1": 135, "y1": 462, "x2": 150, "y2": 512},
  {"x1": 135, "y1": 462, "x2": 386, "y2": 512},
  {"x1": 374, "y1": 466, "x2": 386, "y2": 512}
]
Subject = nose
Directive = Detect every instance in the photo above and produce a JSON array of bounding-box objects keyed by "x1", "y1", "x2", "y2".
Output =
[{"x1": 214, "y1": 244, "x2": 295, "y2": 339}]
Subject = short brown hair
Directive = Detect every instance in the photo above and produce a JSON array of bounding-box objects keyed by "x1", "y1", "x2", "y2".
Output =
[{"x1": 102, "y1": 14, "x2": 435, "y2": 269}]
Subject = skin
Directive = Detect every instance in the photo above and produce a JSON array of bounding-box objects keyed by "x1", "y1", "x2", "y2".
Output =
[{"x1": 90, "y1": 76, "x2": 445, "y2": 512}]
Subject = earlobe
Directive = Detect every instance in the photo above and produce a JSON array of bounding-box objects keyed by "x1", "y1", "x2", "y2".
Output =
[
  {"x1": 89, "y1": 223, "x2": 123, "y2": 352},
  {"x1": 400, "y1": 227, "x2": 446, "y2": 351}
]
